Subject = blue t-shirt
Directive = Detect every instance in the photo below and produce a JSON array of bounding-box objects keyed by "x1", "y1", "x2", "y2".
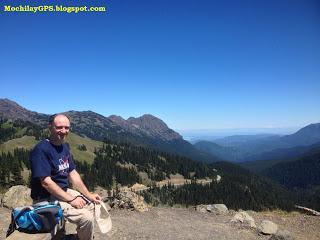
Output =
[{"x1": 30, "y1": 139, "x2": 76, "y2": 200}]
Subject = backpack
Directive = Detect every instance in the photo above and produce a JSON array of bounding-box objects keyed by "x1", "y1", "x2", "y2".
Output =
[{"x1": 6, "y1": 201, "x2": 64, "y2": 237}]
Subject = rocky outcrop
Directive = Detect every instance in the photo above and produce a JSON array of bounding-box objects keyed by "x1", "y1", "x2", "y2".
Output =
[
  {"x1": 110, "y1": 190, "x2": 149, "y2": 212},
  {"x1": 195, "y1": 204, "x2": 228, "y2": 214},
  {"x1": 127, "y1": 114, "x2": 182, "y2": 141},
  {"x1": 2, "y1": 185, "x2": 32, "y2": 209},
  {"x1": 270, "y1": 230, "x2": 295, "y2": 240},
  {"x1": 195, "y1": 204, "x2": 208, "y2": 213},
  {"x1": 231, "y1": 211, "x2": 256, "y2": 228},
  {"x1": 216, "y1": 175, "x2": 222, "y2": 183},
  {"x1": 258, "y1": 220, "x2": 278, "y2": 235},
  {"x1": 207, "y1": 204, "x2": 228, "y2": 214}
]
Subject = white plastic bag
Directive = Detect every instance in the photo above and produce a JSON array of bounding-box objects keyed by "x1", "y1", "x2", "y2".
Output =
[{"x1": 95, "y1": 201, "x2": 112, "y2": 234}]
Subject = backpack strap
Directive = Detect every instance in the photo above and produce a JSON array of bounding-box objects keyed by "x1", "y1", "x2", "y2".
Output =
[
  {"x1": 6, "y1": 206, "x2": 33, "y2": 237},
  {"x1": 6, "y1": 211, "x2": 16, "y2": 237},
  {"x1": 28, "y1": 211, "x2": 42, "y2": 231},
  {"x1": 13, "y1": 206, "x2": 33, "y2": 222}
]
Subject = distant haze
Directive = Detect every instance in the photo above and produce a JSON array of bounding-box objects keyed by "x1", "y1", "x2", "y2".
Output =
[{"x1": 178, "y1": 127, "x2": 300, "y2": 142}]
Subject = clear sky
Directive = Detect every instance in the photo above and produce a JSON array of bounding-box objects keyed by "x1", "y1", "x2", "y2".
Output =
[{"x1": 1, "y1": 0, "x2": 319, "y2": 131}]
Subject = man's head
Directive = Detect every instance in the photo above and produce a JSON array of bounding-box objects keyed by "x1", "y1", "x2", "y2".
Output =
[{"x1": 48, "y1": 114, "x2": 70, "y2": 145}]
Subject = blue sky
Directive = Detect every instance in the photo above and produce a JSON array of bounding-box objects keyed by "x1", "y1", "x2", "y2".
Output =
[{"x1": 1, "y1": 0, "x2": 319, "y2": 131}]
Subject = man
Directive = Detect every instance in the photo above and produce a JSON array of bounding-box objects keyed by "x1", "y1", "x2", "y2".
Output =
[{"x1": 30, "y1": 114, "x2": 101, "y2": 240}]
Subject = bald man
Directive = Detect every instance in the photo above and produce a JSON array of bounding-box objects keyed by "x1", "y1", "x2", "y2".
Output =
[{"x1": 30, "y1": 114, "x2": 101, "y2": 240}]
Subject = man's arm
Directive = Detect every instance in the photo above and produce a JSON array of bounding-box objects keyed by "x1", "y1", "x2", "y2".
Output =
[
  {"x1": 41, "y1": 176, "x2": 87, "y2": 209},
  {"x1": 69, "y1": 169, "x2": 101, "y2": 203}
]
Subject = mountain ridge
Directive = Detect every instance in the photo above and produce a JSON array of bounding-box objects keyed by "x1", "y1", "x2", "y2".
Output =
[
  {"x1": 0, "y1": 98, "x2": 216, "y2": 162},
  {"x1": 195, "y1": 125, "x2": 320, "y2": 162}
]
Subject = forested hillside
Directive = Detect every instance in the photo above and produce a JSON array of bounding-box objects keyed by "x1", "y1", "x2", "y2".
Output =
[
  {"x1": 78, "y1": 141, "x2": 215, "y2": 190},
  {"x1": 262, "y1": 147, "x2": 320, "y2": 210},
  {"x1": 0, "y1": 116, "x2": 309, "y2": 212},
  {"x1": 142, "y1": 161, "x2": 294, "y2": 211},
  {"x1": 0, "y1": 99, "x2": 217, "y2": 163}
]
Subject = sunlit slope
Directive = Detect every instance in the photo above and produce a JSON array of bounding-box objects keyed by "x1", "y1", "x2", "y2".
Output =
[
  {"x1": 0, "y1": 132, "x2": 103, "y2": 164},
  {"x1": 66, "y1": 132, "x2": 103, "y2": 163},
  {"x1": 0, "y1": 135, "x2": 37, "y2": 152}
]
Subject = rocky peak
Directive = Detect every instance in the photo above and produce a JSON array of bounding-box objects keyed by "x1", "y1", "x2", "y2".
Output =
[
  {"x1": 108, "y1": 115, "x2": 135, "y2": 131},
  {"x1": 0, "y1": 98, "x2": 47, "y2": 126},
  {"x1": 127, "y1": 114, "x2": 182, "y2": 141},
  {"x1": 0, "y1": 98, "x2": 183, "y2": 142}
]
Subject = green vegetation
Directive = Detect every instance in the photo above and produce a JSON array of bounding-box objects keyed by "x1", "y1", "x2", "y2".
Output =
[
  {"x1": 78, "y1": 141, "x2": 215, "y2": 190},
  {"x1": 0, "y1": 118, "x2": 45, "y2": 144},
  {"x1": 262, "y1": 148, "x2": 320, "y2": 210},
  {"x1": 141, "y1": 161, "x2": 295, "y2": 211},
  {"x1": 0, "y1": 118, "x2": 103, "y2": 164},
  {"x1": 0, "y1": 135, "x2": 38, "y2": 152},
  {"x1": 0, "y1": 148, "x2": 30, "y2": 189},
  {"x1": 0, "y1": 118, "x2": 304, "y2": 211},
  {"x1": 66, "y1": 132, "x2": 103, "y2": 164}
]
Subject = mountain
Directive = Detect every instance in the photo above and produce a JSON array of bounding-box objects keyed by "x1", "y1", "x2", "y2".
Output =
[
  {"x1": 0, "y1": 98, "x2": 47, "y2": 126},
  {"x1": 262, "y1": 146, "x2": 320, "y2": 190},
  {"x1": 261, "y1": 146, "x2": 320, "y2": 210},
  {"x1": 0, "y1": 113, "x2": 297, "y2": 212},
  {"x1": 240, "y1": 142, "x2": 320, "y2": 173},
  {"x1": 208, "y1": 134, "x2": 283, "y2": 161},
  {"x1": 280, "y1": 123, "x2": 320, "y2": 147},
  {"x1": 194, "y1": 141, "x2": 238, "y2": 161},
  {"x1": 0, "y1": 98, "x2": 216, "y2": 162},
  {"x1": 109, "y1": 114, "x2": 181, "y2": 141},
  {"x1": 201, "y1": 125, "x2": 320, "y2": 162},
  {"x1": 127, "y1": 114, "x2": 181, "y2": 141},
  {"x1": 213, "y1": 134, "x2": 281, "y2": 147}
]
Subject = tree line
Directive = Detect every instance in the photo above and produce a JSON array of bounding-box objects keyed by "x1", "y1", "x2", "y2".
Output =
[
  {"x1": 0, "y1": 118, "x2": 46, "y2": 143},
  {"x1": 0, "y1": 137, "x2": 299, "y2": 211},
  {"x1": 0, "y1": 148, "x2": 30, "y2": 188}
]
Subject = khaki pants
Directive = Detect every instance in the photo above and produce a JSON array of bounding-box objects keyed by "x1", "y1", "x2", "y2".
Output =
[{"x1": 58, "y1": 189, "x2": 95, "y2": 240}]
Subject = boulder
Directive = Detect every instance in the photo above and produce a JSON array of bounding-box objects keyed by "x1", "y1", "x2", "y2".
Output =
[
  {"x1": 269, "y1": 230, "x2": 295, "y2": 240},
  {"x1": 207, "y1": 204, "x2": 228, "y2": 215},
  {"x1": 258, "y1": 220, "x2": 278, "y2": 235},
  {"x1": 3, "y1": 185, "x2": 32, "y2": 209},
  {"x1": 195, "y1": 205, "x2": 207, "y2": 213},
  {"x1": 216, "y1": 175, "x2": 221, "y2": 183},
  {"x1": 231, "y1": 211, "x2": 256, "y2": 228},
  {"x1": 196, "y1": 204, "x2": 228, "y2": 214},
  {"x1": 115, "y1": 190, "x2": 149, "y2": 212}
]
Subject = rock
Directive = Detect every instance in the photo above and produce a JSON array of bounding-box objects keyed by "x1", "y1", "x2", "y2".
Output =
[
  {"x1": 195, "y1": 205, "x2": 207, "y2": 213},
  {"x1": 116, "y1": 190, "x2": 149, "y2": 212},
  {"x1": 216, "y1": 175, "x2": 221, "y2": 183},
  {"x1": 258, "y1": 220, "x2": 278, "y2": 235},
  {"x1": 3, "y1": 185, "x2": 32, "y2": 209},
  {"x1": 95, "y1": 186, "x2": 111, "y2": 198},
  {"x1": 211, "y1": 204, "x2": 228, "y2": 214},
  {"x1": 206, "y1": 205, "x2": 212, "y2": 212},
  {"x1": 130, "y1": 183, "x2": 148, "y2": 192},
  {"x1": 231, "y1": 211, "x2": 256, "y2": 228},
  {"x1": 196, "y1": 204, "x2": 228, "y2": 214},
  {"x1": 269, "y1": 230, "x2": 295, "y2": 240}
]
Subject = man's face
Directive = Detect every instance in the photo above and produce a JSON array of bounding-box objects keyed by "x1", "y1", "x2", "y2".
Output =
[{"x1": 49, "y1": 115, "x2": 70, "y2": 144}]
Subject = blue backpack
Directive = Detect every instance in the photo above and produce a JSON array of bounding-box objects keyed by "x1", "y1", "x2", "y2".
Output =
[{"x1": 6, "y1": 201, "x2": 63, "y2": 237}]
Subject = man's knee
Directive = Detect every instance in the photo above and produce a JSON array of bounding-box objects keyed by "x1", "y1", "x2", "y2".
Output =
[{"x1": 78, "y1": 209, "x2": 94, "y2": 225}]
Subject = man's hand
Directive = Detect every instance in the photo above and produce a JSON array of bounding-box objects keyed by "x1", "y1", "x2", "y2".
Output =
[
  {"x1": 86, "y1": 192, "x2": 101, "y2": 204},
  {"x1": 69, "y1": 170, "x2": 101, "y2": 204},
  {"x1": 69, "y1": 196, "x2": 87, "y2": 209}
]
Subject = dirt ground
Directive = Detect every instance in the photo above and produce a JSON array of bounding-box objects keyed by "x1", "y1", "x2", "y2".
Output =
[{"x1": 1, "y1": 206, "x2": 319, "y2": 240}]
